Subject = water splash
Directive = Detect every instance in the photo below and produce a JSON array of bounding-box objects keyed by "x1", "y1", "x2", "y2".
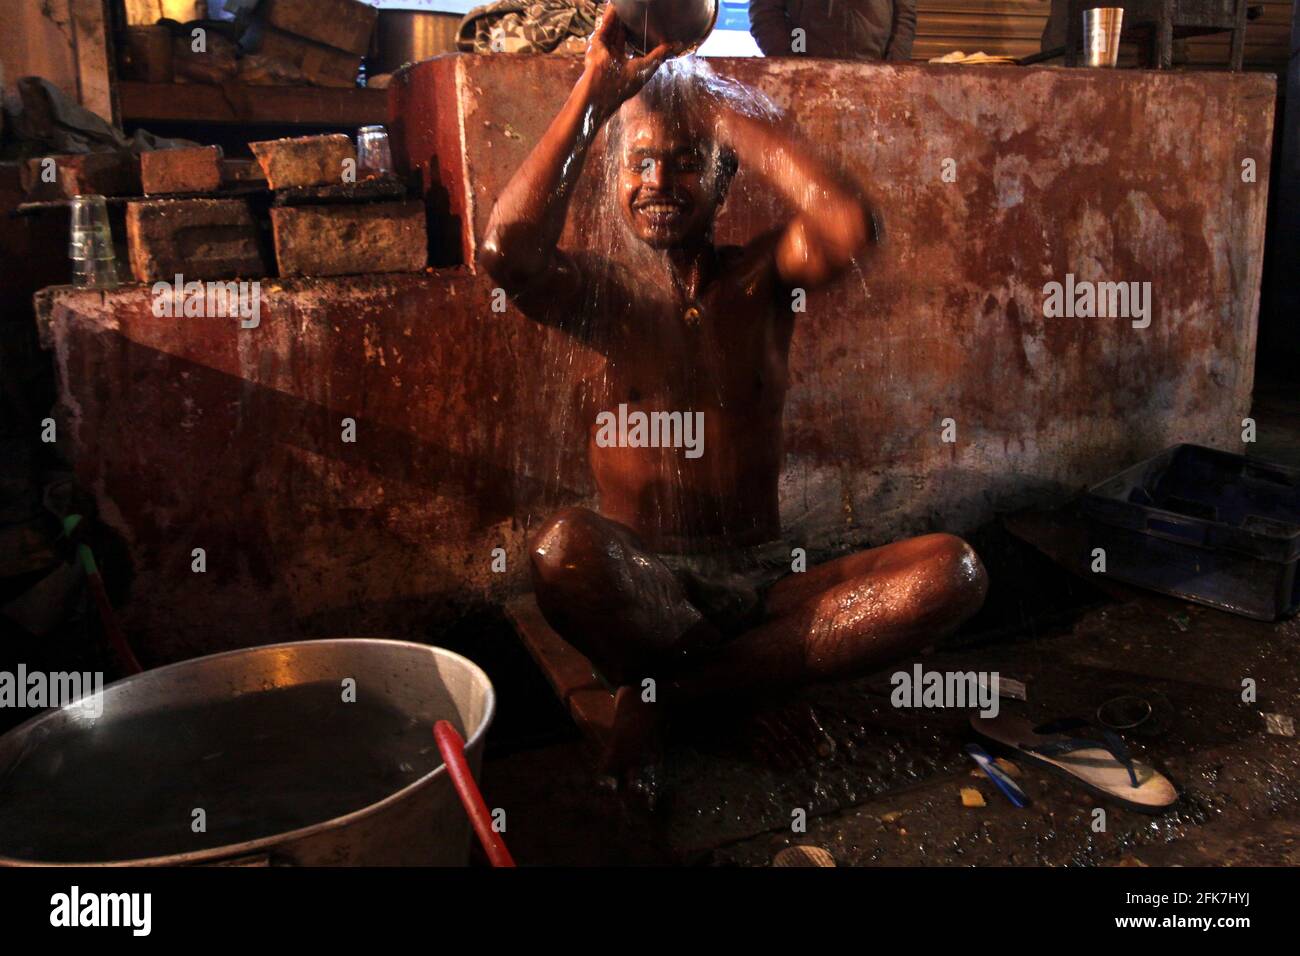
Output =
[{"x1": 511, "y1": 55, "x2": 872, "y2": 549}]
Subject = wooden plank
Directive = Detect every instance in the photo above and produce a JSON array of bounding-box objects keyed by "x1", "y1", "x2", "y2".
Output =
[
  {"x1": 504, "y1": 594, "x2": 662, "y2": 772},
  {"x1": 118, "y1": 81, "x2": 387, "y2": 125},
  {"x1": 70, "y1": 0, "x2": 115, "y2": 123},
  {"x1": 505, "y1": 594, "x2": 620, "y2": 761},
  {"x1": 0, "y1": 2, "x2": 80, "y2": 109}
]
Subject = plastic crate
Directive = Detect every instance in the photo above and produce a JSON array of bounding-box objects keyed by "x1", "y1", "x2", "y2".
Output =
[{"x1": 1082, "y1": 444, "x2": 1300, "y2": 620}]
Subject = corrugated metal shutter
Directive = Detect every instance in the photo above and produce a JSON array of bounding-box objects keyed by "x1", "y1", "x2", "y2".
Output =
[{"x1": 908, "y1": 0, "x2": 1292, "y2": 70}]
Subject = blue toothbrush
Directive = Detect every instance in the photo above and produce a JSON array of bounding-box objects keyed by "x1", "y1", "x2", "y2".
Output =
[{"x1": 966, "y1": 743, "x2": 1029, "y2": 808}]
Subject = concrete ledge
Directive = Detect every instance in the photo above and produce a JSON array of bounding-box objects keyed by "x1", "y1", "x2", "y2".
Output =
[
  {"x1": 35, "y1": 59, "x2": 1278, "y2": 658},
  {"x1": 389, "y1": 54, "x2": 1273, "y2": 541}
]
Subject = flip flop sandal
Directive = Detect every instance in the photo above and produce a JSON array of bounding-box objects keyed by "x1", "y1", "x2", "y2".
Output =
[{"x1": 970, "y1": 713, "x2": 1179, "y2": 814}]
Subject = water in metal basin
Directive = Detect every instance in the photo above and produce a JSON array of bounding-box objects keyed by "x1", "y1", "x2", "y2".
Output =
[{"x1": 0, "y1": 680, "x2": 441, "y2": 863}]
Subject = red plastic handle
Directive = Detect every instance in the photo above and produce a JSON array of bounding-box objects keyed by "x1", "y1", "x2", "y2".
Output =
[{"x1": 433, "y1": 720, "x2": 516, "y2": 868}]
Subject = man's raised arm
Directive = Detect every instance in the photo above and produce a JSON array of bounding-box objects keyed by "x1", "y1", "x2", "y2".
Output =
[
  {"x1": 480, "y1": 7, "x2": 671, "y2": 298},
  {"x1": 718, "y1": 108, "x2": 880, "y2": 290}
]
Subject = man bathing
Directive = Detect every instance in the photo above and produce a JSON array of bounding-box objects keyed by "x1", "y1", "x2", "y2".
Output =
[{"x1": 483, "y1": 7, "x2": 988, "y2": 699}]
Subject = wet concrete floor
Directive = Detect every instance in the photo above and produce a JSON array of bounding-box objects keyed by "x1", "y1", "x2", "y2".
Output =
[
  {"x1": 480, "y1": 384, "x2": 1300, "y2": 866},
  {"x1": 482, "y1": 592, "x2": 1300, "y2": 865}
]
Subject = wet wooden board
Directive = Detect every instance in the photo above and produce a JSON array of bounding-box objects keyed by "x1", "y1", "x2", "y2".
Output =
[{"x1": 505, "y1": 594, "x2": 656, "y2": 772}]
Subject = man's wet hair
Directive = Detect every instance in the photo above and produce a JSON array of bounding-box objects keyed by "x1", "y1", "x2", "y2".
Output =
[{"x1": 606, "y1": 65, "x2": 740, "y2": 190}]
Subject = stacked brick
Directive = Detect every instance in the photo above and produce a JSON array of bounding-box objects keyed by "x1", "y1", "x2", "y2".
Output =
[
  {"x1": 22, "y1": 132, "x2": 427, "y2": 283},
  {"x1": 252, "y1": 0, "x2": 378, "y2": 89},
  {"x1": 124, "y1": 146, "x2": 267, "y2": 283},
  {"x1": 251, "y1": 134, "x2": 428, "y2": 278}
]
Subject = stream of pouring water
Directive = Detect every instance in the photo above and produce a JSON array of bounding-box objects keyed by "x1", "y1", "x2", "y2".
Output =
[{"x1": 513, "y1": 55, "x2": 873, "y2": 542}]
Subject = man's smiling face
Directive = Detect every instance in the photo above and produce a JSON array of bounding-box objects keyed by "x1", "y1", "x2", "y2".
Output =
[{"x1": 616, "y1": 99, "x2": 724, "y2": 249}]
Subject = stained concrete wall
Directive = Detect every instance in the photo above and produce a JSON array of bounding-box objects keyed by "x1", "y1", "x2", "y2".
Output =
[
  {"x1": 38, "y1": 57, "x2": 1275, "y2": 662},
  {"x1": 37, "y1": 274, "x2": 594, "y2": 661},
  {"x1": 392, "y1": 56, "x2": 1275, "y2": 541}
]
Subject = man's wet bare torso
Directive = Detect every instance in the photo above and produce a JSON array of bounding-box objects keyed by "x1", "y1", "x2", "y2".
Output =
[
  {"x1": 482, "y1": 8, "x2": 988, "y2": 696},
  {"x1": 583, "y1": 241, "x2": 791, "y2": 551}
]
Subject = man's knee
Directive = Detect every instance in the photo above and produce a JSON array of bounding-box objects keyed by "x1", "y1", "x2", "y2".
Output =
[
  {"x1": 529, "y1": 506, "x2": 619, "y2": 592},
  {"x1": 916, "y1": 533, "x2": 989, "y2": 619},
  {"x1": 806, "y1": 533, "x2": 988, "y2": 677}
]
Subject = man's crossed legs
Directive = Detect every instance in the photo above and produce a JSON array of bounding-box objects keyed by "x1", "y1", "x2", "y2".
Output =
[{"x1": 528, "y1": 506, "x2": 989, "y2": 699}]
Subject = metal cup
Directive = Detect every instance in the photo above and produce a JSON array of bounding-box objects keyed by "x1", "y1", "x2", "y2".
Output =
[
  {"x1": 612, "y1": 0, "x2": 719, "y2": 56},
  {"x1": 67, "y1": 194, "x2": 119, "y2": 290},
  {"x1": 356, "y1": 125, "x2": 394, "y2": 177},
  {"x1": 1083, "y1": 7, "x2": 1124, "y2": 68}
]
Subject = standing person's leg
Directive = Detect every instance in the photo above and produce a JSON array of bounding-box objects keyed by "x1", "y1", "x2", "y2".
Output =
[{"x1": 668, "y1": 534, "x2": 989, "y2": 697}]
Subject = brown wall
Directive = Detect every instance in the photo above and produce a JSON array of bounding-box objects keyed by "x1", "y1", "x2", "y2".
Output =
[
  {"x1": 0, "y1": 0, "x2": 114, "y2": 121},
  {"x1": 37, "y1": 56, "x2": 1276, "y2": 663}
]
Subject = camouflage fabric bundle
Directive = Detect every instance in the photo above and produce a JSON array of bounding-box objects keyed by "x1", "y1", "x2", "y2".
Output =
[{"x1": 457, "y1": 0, "x2": 604, "y2": 54}]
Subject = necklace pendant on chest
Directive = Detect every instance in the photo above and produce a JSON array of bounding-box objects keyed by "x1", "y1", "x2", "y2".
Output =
[{"x1": 682, "y1": 303, "x2": 702, "y2": 327}]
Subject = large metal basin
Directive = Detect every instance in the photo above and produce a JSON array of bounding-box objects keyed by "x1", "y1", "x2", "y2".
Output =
[{"x1": 0, "y1": 639, "x2": 494, "y2": 866}]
